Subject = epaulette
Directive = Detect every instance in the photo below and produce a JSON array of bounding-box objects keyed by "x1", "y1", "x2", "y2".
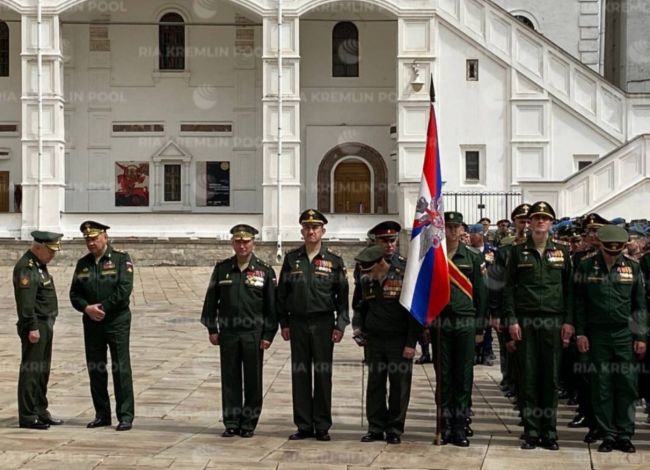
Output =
[
  {"x1": 216, "y1": 257, "x2": 232, "y2": 266},
  {"x1": 113, "y1": 248, "x2": 126, "y2": 254},
  {"x1": 27, "y1": 259, "x2": 34, "y2": 268},
  {"x1": 465, "y1": 245, "x2": 480, "y2": 254},
  {"x1": 397, "y1": 254, "x2": 406, "y2": 262},
  {"x1": 554, "y1": 239, "x2": 570, "y2": 247},
  {"x1": 255, "y1": 257, "x2": 271, "y2": 269},
  {"x1": 582, "y1": 251, "x2": 598, "y2": 260},
  {"x1": 327, "y1": 247, "x2": 342, "y2": 258},
  {"x1": 287, "y1": 246, "x2": 302, "y2": 254}
]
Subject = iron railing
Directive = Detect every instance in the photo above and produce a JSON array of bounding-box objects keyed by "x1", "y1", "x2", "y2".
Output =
[{"x1": 442, "y1": 191, "x2": 523, "y2": 224}]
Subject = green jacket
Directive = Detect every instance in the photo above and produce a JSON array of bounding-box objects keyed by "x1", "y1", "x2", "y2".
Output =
[
  {"x1": 504, "y1": 236, "x2": 573, "y2": 324},
  {"x1": 444, "y1": 243, "x2": 487, "y2": 334},
  {"x1": 354, "y1": 256, "x2": 420, "y2": 347},
  {"x1": 574, "y1": 251, "x2": 647, "y2": 341},
  {"x1": 277, "y1": 244, "x2": 349, "y2": 331},
  {"x1": 640, "y1": 251, "x2": 650, "y2": 309},
  {"x1": 200, "y1": 253, "x2": 277, "y2": 342},
  {"x1": 13, "y1": 250, "x2": 58, "y2": 330},
  {"x1": 69, "y1": 245, "x2": 134, "y2": 321}
]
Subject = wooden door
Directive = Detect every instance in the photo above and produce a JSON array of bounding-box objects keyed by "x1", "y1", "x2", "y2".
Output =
[
  {"x1": 333, "y1": 161, "x2": 370, "y2": 213},
  {"x1": 0, "y1": 172, "x2": 8, "y2": 212}
]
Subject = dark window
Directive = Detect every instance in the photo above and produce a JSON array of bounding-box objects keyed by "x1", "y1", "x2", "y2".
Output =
[
  {"x1": 0, "y1": 21, "x2": 9, "y2": 77},
  {"x1": 159, "y1": 13, "x2": 185, "y2": 70},
  {"x1": 515, "y1": 15, "x2": 535, "y2": 30},
  {"x1": 164, "y1": 164, "x2": 182, "y2": 201},
  {"x1": 332, "y1": 22, "x2": 358, "y2": 77},
  {"x1": 466, "y1": 59, "x2": 478, "y2": 81},
  {"x1": 578, "y1": 160, "x2": 592, "y2": 171},
  {"x1": 465, "y1": 150, "x2": 480, "y2": 181}
]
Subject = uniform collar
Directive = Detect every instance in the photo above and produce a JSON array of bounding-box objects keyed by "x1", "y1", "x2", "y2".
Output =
[
  {"x1": 230, "y1": 253, "x2": 258, "y2": 272},
  {"x1": 299, "y1": 243, "x2": 327, "y2": 259},
  {"x1": 595, "y1": 250, "x2": 625, "y2": 269},
  {"x1": 525, "y1": 235, "x2": 555, "y2": 251},
  {"x1": 26, "y1": 250, "x2": 45, "y2": 268}
]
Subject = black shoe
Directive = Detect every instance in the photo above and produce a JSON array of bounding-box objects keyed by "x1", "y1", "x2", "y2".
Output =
[
  {"x1": 598, "y1": 439, "x2": 615, "y2": 452},
  {"x1": 116, "y1": 422, "x2": 132, "y2": 432},
  {"x1": 520, "y1": 437, "x2": 538, "y2": 450},
  {"x1": 19, "y1": 418, "x2": 50, "y2": 430},
  {"x1": 40, "y1": 415, "x2": 64, "y2": 426},
  {"x1": 540, "y1": 438, "x2": 559, "y2": 451},
  {"x1": 240, "y1": 430, "x2": 254, "y2": 438},
  {"x1": 221, "y1": 428, "x2": 239, "y2": 437},
  {"x1": 584, "y1": 430, "x2": 604, "y2": 444},
  {"x1": 451, "y1": 431, "x2": 469, "y2": 447},
  {"x1": 315, "y1": 431, "x2": 331, "y2": 441},
  {"x1": 87, "y1": 417, "x2": 112, "y2": 428},
  {"x1": 615, "y1": 439, "x2": 636, "y2": 453},
  {"x1": 289, "y1": 430, "x2": 314, "y2": 440},
  {"x1": 415, "y1": 354, "x2": 431, "y2": 364},
  {"x1": 568, "y1": 413, "x2": 586, "y2": 428},
  {"x1": 464, "y1": 425, "x2": 474, "y2": 437},
  {"x1": 360, "y1": 432, "x2": 384, "y2": 442},
  {"x1": 386, "y1": 433, "x2": 401, "y2": 444}
]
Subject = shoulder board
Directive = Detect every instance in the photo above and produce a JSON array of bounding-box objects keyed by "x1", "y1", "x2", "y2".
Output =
[
  {"x1": 327, "y1": 248, "x2": 342, "y2": 258},
  {"x1": 465, "y1": 245, "x2": 480, "y2": 254},
  {"x1": 112, "y1": 248, "x2": 126, "y2": 254},
  {"x1": 27, "y1": 259, "x2": 34, "y2": 268},
  {"x1": 512, "y1": 238, "x2": 526, "y2": 246},
  {"x1": 554, "y1": 240, "x2": 570, "y2": 246},
  {"x1": 216, "y1": 257, "x2": 232, "y2": 266},
  {"x1": 624, "y1": 254, "x2": 639, "y2": 264},
  {"x1": 287, "y1": 246, "x2": 302, "y2": 254},
  {"x1": 582, "y1": 251, "x2": 598, "y2": 260},
  {"x1": 397, "y1": 254, "x2": 406, "y2": 262},
  {"x1": 255, "y1": 257, "x2": 271, "y2": 269}
]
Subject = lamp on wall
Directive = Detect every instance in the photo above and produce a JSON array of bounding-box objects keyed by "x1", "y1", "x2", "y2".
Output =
[{"x1": 410, "y1": 61, "x2": 425, "y2": 92}]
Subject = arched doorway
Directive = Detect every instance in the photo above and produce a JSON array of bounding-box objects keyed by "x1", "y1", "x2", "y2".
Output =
[{"x1": 333, "y1": 159, "x2": 371, "y2": 213}]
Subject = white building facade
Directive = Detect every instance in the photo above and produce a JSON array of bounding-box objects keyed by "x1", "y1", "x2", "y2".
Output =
[{"x1": 0, "y1": 0, "x2": 649, "y2": 240}]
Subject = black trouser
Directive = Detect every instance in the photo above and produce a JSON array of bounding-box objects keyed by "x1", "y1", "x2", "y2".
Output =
[
  {"x1": 219, "y1": 331, "x2": 264, "y2": 431},
  {"x1": 365, "y1": 335, "x2": 413, "y2": 436},
  {"x1": 83, "y1": 313, "x2": 134, "y2": 423},
  {"x1": 17, "y1": 318, "x2": 54, "y2": 423},
  {"x1": 289, "y1": 314, "x2": 335, "y2": 433}
]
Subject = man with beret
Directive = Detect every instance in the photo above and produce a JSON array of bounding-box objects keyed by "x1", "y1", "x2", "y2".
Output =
[
  {"x1": 14, "y1": 231, "x2": 64, "y2": 429},
  {"x1": 69, "y1": 221, "x2": 135, "y2": 431},
  {"x1": 353, "y1": 244, "x2": 420, "y2": 444},
  {"x1": 201, "y1": 224, "x2": 277, "y2": 438},
  {"x1": 433, "y1": 211, "x2": 486, "y2": 446},
  {"x1": 277, "y1": 209, "x2": 349, "y2": 441},
  {"x1": 505, "y1": 201, "x2": 574, "y2": 450},
  {"x1": 575, "y1": 225, "x2": 646, "y2": 453}
]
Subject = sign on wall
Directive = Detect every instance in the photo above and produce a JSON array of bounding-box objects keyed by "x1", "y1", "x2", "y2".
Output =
[
  {"x1": 115, "y1": 161, "x2": 150, "y2": 207},
  {"x1": 206, "y1": 161, "x2": 230, "y2": 207}
]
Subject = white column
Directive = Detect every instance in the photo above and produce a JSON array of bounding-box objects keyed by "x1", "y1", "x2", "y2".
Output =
[
  {"x1": 261, "y1": 14, "x2": 301, "y2": 241},
  {"x1": 396, "y1": 17, "x2": 435, "y2": 230},
  {"x1": 20, "y1": 13, "x2": 65, "y2": 237}
]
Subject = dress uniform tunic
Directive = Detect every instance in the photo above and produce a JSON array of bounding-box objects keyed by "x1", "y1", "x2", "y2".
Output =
[
  {"x1": 277, "y1": 244, "x2": 349, "y2": 434},
  {"x1": 575, "y1": 251, "x2": 647, "y2": 443},
  {"x1": 70, "y1": 245, "x2": 135, "y2": 425},
  {"x1": 14, "y1": 250, "x2": 58, "y2": 425},
  {"x1": 504, "y1": 236, "x2": 573, "y2": 441},
  {"x1": 201, "y1": 254, "x2": 277, "y2": 433}
]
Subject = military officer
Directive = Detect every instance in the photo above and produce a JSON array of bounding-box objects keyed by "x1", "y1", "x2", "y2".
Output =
[
  {"x1": 353, "y1": 245, "x2": 420, "y2": 444},
  {"x1": 201, "y1": 224, "x2": 277, "y2": 438},
  {"x1": 575, "y1": 225, "x2": 647, "y2": 453},
  {"x1": 433, "y1": 212, "x2": 486, "y2": 447},
  {"x1": 505, "y1": 201, "x2": 574, "y2": 450},
  {"x1": 493, "y1": 219, "x2": 511, "y2": 247},
  {"x1": 277, "y1": 209, "x2": 349, "y2": 441},
  {"x1": 14, "y1": 231, "x2": 64, "y2": 429},
  {"x1": 69, "y1": 221, "x2": 135, "y2": 431}
]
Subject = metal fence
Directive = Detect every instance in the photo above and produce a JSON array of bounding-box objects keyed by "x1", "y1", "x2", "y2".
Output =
[{"x1": 442, "y1": 191, "x2": 523, "y2": 224}]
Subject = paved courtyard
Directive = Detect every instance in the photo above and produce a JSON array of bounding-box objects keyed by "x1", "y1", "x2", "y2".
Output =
[{"x1": 0, "y1": 266, "x2": 649, "y2": 469}]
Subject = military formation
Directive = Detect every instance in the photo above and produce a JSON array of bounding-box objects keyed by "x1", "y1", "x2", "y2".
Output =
[{"x1": 12, "y1": 204, "x2": 650, "y2": 453}]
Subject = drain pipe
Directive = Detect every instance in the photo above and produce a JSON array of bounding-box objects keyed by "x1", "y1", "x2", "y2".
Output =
[
  {"x1": 37, "y1": 0, "x2": 43, "y2": 229},
  {"x1": 275, "y1": 0, "x2": 284, "y2": 263}
]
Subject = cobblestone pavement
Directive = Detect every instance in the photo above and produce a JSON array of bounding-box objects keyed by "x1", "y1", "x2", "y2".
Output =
[{"x1": 0, "y1": 266, "x2": 649, "y2": 469}]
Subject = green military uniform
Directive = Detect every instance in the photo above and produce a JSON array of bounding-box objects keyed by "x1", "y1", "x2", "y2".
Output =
[
  {"x1": 354, "y1": 245, "x2": 420, "y2": 440},
  {"x1": 201, "y1": 225, "x2": 277, "y2": 434},
  {"x1": 69, "y1": 222, "x2": 135, "y2": 426},
  {"x1": 574, "y1": 226, "x2": 647, "y2": 448},
  {"x1": 433, "y1": 212, "x2": 486, "y2": 445},
  {"x1": 639, "y1": 251, "x2": 650, "y2": 410},
  {"x1": 14, "y1": 231, "x2": 62, "y2": 428},
  {"x1": 504, "y1": 202, "x2": 573, "y2": 444},
  {"x1": 277, "y1": 210, "x2": 349, "y2": 436}
]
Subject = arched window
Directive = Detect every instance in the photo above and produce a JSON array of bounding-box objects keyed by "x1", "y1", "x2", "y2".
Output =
[
  {"x1": 332, "y1": 22, "x2": 358, "y2": 77},
  {"x1": 515, "y1": 15, "x2": 535, "y2": 30},
  {"x1": 0, "y1": 21, "x2": 9, "y2": 77},
  {"x1": 159, "y1": 13, "x2": 185, "y2": 70}
]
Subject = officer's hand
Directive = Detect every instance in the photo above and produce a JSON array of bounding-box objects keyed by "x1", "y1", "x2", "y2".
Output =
[
  {"x1": 561, "y1": 323, "x2": 575, "y2": 347},
  {"x1": 281, "y1": 328, "x2": 290, "y2": 341},
  {"x1": 260, "y1": 340, "x2": 271, "y2": 350},
  {"x1": 505, "y1": 340, "x2": 517, "y2": 353},
  {"x1": 474, "y1": 334, "x2": 484, "y2": 345},
  {"x1": 209, "y1": 333, "x2": 219, "y2": 346},
  {"x1": 490, "y1": 318, "x2": 501, "y2": 332},
  {"x1": 402, "y1": 346, "x2": 416, "y2": 359},
  {"x1": 28, "y1": 329, "x2": 40, "y2": 344},
  {"x1": 634, "y1": 340, "x2": 646, "y2": 359},
  {"x1": 509, "y1": 323, "x2": 522, "y2": 341},
  {"x1": 576, "y1": 335, "x2": 589, "y2": 353},
  {"x1": 85, "y1": 304, "x2": 105, "y2": 322},
  {"x1": 331, "y1": 329, "x2": 343, "y2": 343}
]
